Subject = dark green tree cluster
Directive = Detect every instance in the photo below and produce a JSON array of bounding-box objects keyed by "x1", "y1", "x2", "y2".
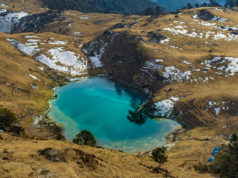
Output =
[
  {"x1": 209, "y1": 0, "x2": 222, "y2": 7},
  {"x1": 211, "y1": 133, "x2": 238, "y2": 177},
  {"x1": 73, "y1": 130, "x2": 96, "y2": 146},
  {"x1": 127, "y1": 103, "x2": 156, "y2": 125},
  {"x1": 0, "y1": 108, "x2": 17, "y2": 127},
  {"x1": 152, "y1": 146, "x2": 168, "y2": 164},
  {"x1": 182, "y1": 0, "x2": 222, "y2": 10},
  {"x1": 139, "y1": 5, "x2": 165, "y2": 16},
  {"x1": 42, "y1": 0, "x2": 156, "y2": 14},
  {"x1": 194, "y1": 133, "x2": 238, "y2": 178},
  {"x1": 225, "y1": 0, "x2": 238, "y2": 8},
  {"x1": 127, "y1": 104, "x2": 147, "y2": 125}
]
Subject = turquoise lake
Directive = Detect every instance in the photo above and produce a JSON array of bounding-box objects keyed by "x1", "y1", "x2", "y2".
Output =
[{"x1": 49, "y1": 77, "x2": 179, "y2": 153}]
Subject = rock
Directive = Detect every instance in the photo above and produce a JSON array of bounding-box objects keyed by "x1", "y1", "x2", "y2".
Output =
[
  {"x1": 195, "y1": 9, "x2": 215, "y2": 21},
  {"x1": 103, "y1": 30, "x2": 111, "y2": 36},
  {"x1": 12, "y1": 10, "x2": 58, "y2": 33},
  {"x1": 148, "y1": 31, "x2": 166, "y2": 43},
  {"x1": 129, "y1": 22, "x2": 137, "y2": 27},
  {"x1": 110, "y1": 23, "x2": 125, "y2": 30},
  {"x1": 230, "y1": 31, "x2": 238, "y2": 35},
  {"x1": 38, "y1": 148, "x2": 66, "y2": 162},
  {"x1": 9, "y1": 125, "x2": 26, "y2": 137}
]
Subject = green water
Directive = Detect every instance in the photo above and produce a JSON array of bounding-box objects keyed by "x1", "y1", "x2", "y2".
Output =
[{"x1": 49, "y1": 77, "x2": 179, "y2": 153}]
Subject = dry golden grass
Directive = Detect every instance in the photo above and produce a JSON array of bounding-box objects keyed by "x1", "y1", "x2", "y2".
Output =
[
  {"x1": 0, "y1": 0, "x2": 47, "y2": 14},
  {"x1": 0, "y1": 3, "x2": 238, "y2": 177},
  {"x1": 0, "y1": 132, "x2": 165, "y2": 178}
]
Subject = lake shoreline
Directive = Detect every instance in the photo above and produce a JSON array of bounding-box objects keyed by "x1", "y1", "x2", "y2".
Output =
[{"x1": 45, "y1": 76, "x2": 181, "y2": 154}]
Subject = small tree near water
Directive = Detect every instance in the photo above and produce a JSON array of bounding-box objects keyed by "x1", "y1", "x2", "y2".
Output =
[
  {"x1": 152, "y1": 146, "x2": 168, "y2": 164},
  {"x1": 73, "y1": 130, "x2": 96, "y2": 146}
]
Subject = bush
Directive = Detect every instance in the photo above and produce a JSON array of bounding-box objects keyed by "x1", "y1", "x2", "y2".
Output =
[
  {"x1": 210, "y1": 133, "x2": 238, "y2": 177},
  {"x1": 56, "y1": 133, "x2": 65, "y2": 140},
  {"x1": 73, "y1": 130, "x2": 96, "y2": 146},
  {"x1": 0, "y1": 108, "x2": 17, "y2": 127},
  {"x1": 152, "y1": 146, "x2": 168, "y2": 164},
  {"x1": 194, "y1": 133, "x2": 238, "y2": 178}
]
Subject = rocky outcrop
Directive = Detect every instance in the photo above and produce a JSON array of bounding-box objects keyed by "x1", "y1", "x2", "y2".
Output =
[
  {"x1": 194, "y1": 9, "x2": 216, "y2": 21},
  {"x1": 38, "y1": 147, "x2": 99, "y2": 168},
  {"x1": 12, "y1": 11, "x2": 58, "y2": 33},
  {"x1": 83, "y1": 32, "x2": 164, "y2": 90},
  {"x1": 148, "y1": 31, "x2": 167, "y2": 43}
]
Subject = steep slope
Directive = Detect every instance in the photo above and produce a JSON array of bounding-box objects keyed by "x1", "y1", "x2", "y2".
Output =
[{"x1": 0, "y1": 132, "x2": 170, "y2": 178}]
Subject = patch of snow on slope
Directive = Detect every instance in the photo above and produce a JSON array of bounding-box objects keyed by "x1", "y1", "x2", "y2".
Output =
[
  {"x1": 207, "y1": 100, "x2": 231, "y2": 115},
  {"x1": 198, "y1": 21, "x2": 217, "y2": 27},
  {"x1": 154, "y1": 96, "x2": 180, "y2": 117},
  {"x1": 47, "y1": 47, "x2": 87, "y2": 75},
  {"x1": 183, "y1": 60, "x2": 191, "y2": 65},
  {"x1": 140, "y1": 60, "x2": 163, "y2": 80},
  {"x1": 0, "y1": 9, "x2": 7, "y2": 14},
  {"x1": 36, "y1": 54, "x2": 69, "y2": 73},
  {"x1": 83, "y1": 40, "x2": 108, "y2": 68},
  {"x1": 80, "y1": 16, "x2": 88, "y2": 20},
  {"x1": 204, "y1": 57, "x2": 238, "y2": 76},
  {"x1": 29, "y1": 74, "x2": 40, "y2": 81},
  {"x1": 1, "y1": 4, "x2": 8, "y2": 8},
  {"x1": 163, "y1": 66, "x2": 191, "y2": 82},
  {"x1": 142, "y1": 60, "x2": 163, "y2": 71},
  {"x1": 0, "y1": 11, "x2": 28, "y2": 33},
  {"x1": 7, "y1": 38, "x2": 40, "y2": 56},
  {"x1": 49, "y1": 41, "x2": 68, "y2": 45},
  {"x1": 163, "y1": 27, "x2": 203, "y2": 38},
  {"x1": 8, "y1": 37, "x2": 87, "y2": 76},
  {"x1": 160, "y1": 38, "x2": 170, "y2": 44},
  {"x1": 38, "y1": 67, "x2": 45, "y2": 71},
  {"x1": 24, "y1": 35, "x2": 41, "y2": 39}
]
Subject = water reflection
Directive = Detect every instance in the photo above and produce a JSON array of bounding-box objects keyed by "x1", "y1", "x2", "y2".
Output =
[{"x1": 49, "y1": 77, "x2": 180, "y2": 153}]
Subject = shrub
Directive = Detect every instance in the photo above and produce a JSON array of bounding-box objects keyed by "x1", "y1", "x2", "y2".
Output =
[
  {"x1": 56, "y1": 133, "x2": 65, "y2": 140},
  {"x1": 0, "y1": 108, "x2": 17, "y2": 127},
  {"x1": 152, "y1": 146, "x2": 168, "y2": 164},
  {"x1": 194, "y1": 133, "x2": 238, "y2": 178},
  {"x1": 210, "y1": 133, "x2": 238, "y2": 178},
  {"x1": 73, "y1": 130, "x2": 96, "y2": 146}
]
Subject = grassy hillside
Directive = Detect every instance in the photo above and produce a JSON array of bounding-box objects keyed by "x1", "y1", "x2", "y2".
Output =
[{"x1": 0, "y1": 0, "x2": 238, "y2": 177}]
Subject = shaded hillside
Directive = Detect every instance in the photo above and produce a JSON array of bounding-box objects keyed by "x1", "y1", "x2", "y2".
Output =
[
  {"x1": 152, "y1": 0, "x2": 226, "y2": 11},
  {"x1": 42, "y1": 0, "x2": 157, "y2": 14}
]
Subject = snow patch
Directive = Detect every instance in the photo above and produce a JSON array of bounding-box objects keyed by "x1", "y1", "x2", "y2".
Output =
[
  {"x1": 49, "y1": 41, "x2": 68, "y2": 45},
  {"x1": 29, "y1": 74, "x2": 40, "y2": 81},
  {"x1": 0, "y1": 11, "x2": 28, "y2": 33},
  {"x1": 163, "y1": 66, "x2": 191, "y2": 82},
  {"x1": 7, "y1": 38, "x2": 41, "y2": 56},
  {"x1": 154, "y1": 96, "x2": 180, "y2": 117},
  {"x1": 182, "y1": 60, "x2": 191, "y2": 65},
  {"x1": 1, "y1": 4, "x2": 8, "y2": 8},
  {"x1": 203, "y1": 57, "x2": 238, "y2": 76},
  {"x1": 80, "y1": 16, "x2": 88, "y2": 20}
]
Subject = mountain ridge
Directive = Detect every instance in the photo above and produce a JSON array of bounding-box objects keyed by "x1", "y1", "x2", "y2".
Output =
[{"x1": 41, "y1": 0, "x2": 157, "y2": 14}]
